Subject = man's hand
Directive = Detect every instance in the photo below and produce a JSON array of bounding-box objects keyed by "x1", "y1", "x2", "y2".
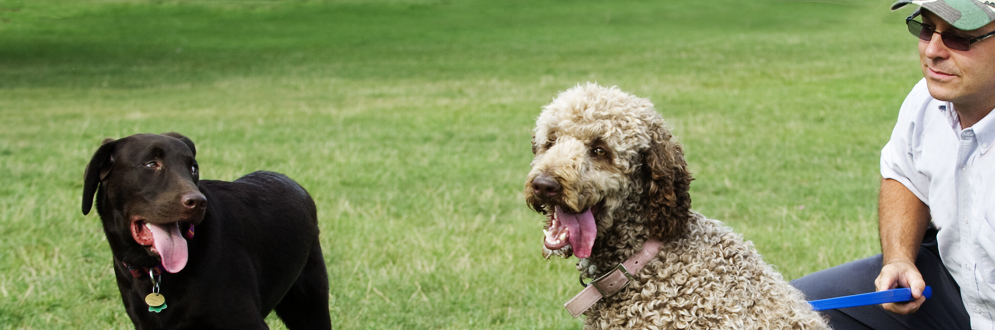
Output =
[
  {"x1": 876, "y1": 178, "x2": 931, "y2": 314},
  {"x1": 875, "y1": 260, "x2": 928, "y2": 314}
]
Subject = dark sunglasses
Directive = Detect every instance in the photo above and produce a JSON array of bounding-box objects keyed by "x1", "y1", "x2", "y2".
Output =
[{"x1": 906, "y1": 12, "x2": 995, "y2": 51}]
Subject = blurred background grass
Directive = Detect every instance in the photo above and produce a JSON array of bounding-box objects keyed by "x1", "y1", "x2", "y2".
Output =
[{"x1": 0, "y1": 0, "x2": 920, "y2": 328}]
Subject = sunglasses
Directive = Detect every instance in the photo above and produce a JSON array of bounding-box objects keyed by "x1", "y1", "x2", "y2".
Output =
[{"x1": 906, "y1": 12, "x2": 995, "y2": 51}]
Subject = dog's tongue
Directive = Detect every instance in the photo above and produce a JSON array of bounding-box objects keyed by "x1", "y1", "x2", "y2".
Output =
[
  {"x1": 555, "y1": 206, "x2": 597, "y2": 258},
  {"x1": 147, "y1": 222, "x2": 188, "y2": 273}
]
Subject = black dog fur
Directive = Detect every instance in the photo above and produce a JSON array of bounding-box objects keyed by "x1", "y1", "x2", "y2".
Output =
[{"x1": 82, "y1": 132, "x2": 330, "y2": 330}]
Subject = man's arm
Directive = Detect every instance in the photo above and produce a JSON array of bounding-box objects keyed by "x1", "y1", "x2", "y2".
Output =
[{"x1": 875, "y1": 178, "x2": 932, "y2": 314}]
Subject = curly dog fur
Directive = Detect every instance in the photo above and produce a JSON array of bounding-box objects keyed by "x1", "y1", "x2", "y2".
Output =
[{"x1": 525, "y1": 83, "x2": 828, "y2": 329}]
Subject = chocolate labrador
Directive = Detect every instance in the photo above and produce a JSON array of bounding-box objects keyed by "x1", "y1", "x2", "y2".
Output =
[{"x1": 82, "y1": 132, "x2": 330, "y2": 329}]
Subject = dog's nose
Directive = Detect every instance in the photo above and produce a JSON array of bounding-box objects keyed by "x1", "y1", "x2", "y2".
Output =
[
  {"x1": 182, "y1": 192, "x2": 207, "y2": 209},
  {"x1": 532, "y1": 175, "x2": 561, "y2": 197}
]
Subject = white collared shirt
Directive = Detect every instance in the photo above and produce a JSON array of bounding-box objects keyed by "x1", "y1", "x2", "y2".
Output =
[{"x1": 881, "y1": 78, "x2": 995, "y2": 329}]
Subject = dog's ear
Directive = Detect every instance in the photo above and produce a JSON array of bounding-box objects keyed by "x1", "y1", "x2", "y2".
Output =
[
  {"x1": 82, "y1": 138, "x2": 118, "y2": 215},
  {"x1": 531, "y1": 132, "x2": 538, "y2": 155},
  {"x1": 162, "y1": 132, "x2": 196, "y2": 157},
  {"x1": 643, "y1": 126, "x2": 693, "y2": 241}
]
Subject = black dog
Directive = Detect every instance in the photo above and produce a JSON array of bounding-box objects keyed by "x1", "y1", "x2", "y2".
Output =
[{"x1": 82, "y1": 132, "x2": 330, "y2": 329}]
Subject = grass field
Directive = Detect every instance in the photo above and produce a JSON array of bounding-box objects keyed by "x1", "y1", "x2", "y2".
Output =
[{"x1": 0, "y1": 0, "x2": 922, "y2": 328}]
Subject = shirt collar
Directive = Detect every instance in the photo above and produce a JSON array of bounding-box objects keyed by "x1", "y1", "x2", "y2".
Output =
[
  {"x1": 937, "y1": 102, "x2": 962, "y2": 135},
  {"x1": 946, "y1": 101, "x2": 995, "y2": 155},
  {"x1": 970, "y1": 107, "x2": 995, "y2": 155}
]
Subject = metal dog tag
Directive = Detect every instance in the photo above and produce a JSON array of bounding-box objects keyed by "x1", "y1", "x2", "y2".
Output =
[
  {"x1": 145, "y1": 269, "x2": 167, "y2": 313},
  {"x1": 145, "y1": 293, "x2": 165, "y2": 307}
]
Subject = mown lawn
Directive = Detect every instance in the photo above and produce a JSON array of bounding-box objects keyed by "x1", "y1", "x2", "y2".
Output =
[{"x1": 0, "y1": 0, "x2": 920, "y2": 328}]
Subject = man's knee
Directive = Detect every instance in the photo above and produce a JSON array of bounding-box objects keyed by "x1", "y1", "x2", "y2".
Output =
[{"x1": 792, "y1": 254, "x2": 883, "y2": 300}]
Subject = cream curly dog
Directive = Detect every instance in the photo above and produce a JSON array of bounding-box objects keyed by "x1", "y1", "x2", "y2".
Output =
[{"x1": 525, "y1": 83, "x2": 828, "y2": 329}]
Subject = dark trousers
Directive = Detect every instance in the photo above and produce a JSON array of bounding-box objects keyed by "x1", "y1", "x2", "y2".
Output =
[{"x1": 790, "y1": 228, "x2": 970, "y2": 329}]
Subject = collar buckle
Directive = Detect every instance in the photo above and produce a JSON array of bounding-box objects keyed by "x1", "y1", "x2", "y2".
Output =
[{"x1": 589, "y1": 263, "x2": 633, "y2": 297}]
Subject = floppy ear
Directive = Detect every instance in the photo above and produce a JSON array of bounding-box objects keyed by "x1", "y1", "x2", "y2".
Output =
[
  {"x1": 531, "y1": 132, "x2": 538, "y2": 155},
  {"x1": 82, "y1": 138, "x2": 117, "y2": 215},
  {"x1": 643, "y1": 125, "x2": 693, "y2": 241},
  {"x1": 162, "y1": 132, "x2": 196, "y2": 156}
]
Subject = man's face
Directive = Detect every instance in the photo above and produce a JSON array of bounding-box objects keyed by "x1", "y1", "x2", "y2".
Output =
[{"x1": 919, "y1": 11, "x2": 995, "y2": 110}]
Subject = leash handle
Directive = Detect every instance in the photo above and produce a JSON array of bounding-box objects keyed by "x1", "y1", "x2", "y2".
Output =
[{"x1": 808, "y1": 286, "x2": 932, "y2": 311}]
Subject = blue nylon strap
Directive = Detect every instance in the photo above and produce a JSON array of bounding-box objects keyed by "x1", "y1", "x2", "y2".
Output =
[{"x1": 808, "y1": 286, "x2": 933, "y2": 311}]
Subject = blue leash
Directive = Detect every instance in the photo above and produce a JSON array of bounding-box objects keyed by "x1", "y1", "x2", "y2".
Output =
[{"x1": 808, "y1": 286, "x2": 933, "y2": 311}]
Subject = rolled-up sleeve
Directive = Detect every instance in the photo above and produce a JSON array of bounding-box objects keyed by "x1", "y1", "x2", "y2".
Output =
[{"x1": 880, "y1": 79, "x2": 932, "y2": 206}]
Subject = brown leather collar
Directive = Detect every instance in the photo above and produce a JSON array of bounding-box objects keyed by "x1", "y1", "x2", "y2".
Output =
[{"x1": 563, "y1": 239, "x2": 662, "y2": 317}]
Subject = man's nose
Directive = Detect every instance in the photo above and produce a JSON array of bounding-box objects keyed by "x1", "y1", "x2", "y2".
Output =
[{"x1": 922, "y1": 32, "x2": 951, "y2": 59}]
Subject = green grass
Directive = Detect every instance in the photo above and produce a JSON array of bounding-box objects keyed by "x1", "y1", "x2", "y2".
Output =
[{"x1": 0, "y1": 0, "x2": 921, "y2": 328}]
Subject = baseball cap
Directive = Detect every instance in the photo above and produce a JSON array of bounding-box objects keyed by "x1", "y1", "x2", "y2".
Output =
[{"x1": 892, "y1": 0, "x2": 995, "y2": 30}]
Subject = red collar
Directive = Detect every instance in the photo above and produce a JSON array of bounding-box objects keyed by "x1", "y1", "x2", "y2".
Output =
[{"x1": 121, "y1": 262, "x2": 165, "y2": 278}]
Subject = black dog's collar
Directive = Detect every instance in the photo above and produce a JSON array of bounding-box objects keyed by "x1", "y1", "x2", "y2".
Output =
[{"x1": 122, "y1": 262, "x2": 165, "y2": 278}]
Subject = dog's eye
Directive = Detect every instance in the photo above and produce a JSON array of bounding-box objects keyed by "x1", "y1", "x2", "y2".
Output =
[
  {"x1": 190, "y1": 165, "x2": 199, "y2": 175},
  {"x1": 542, "y1": 135, "x2": 556, "y2": 150},
  {"x1": 592, "y1": 148, "x2": 607, "y2": 157},
  {"x1": 143, "y1": 161, "x2": 159, "y2": 169}
]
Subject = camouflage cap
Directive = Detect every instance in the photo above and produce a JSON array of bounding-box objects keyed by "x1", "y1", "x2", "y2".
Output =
[{"x1": 892, "y1": 0, "x2": 995, "y2": 30}]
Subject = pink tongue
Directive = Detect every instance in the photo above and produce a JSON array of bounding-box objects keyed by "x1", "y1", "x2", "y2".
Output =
[
  {"x1": 147, "y1": 223, "x2": 189, "y2": 273},
  {"x1": 555, "y1": 206, "x2": 597, "y2": 258}
]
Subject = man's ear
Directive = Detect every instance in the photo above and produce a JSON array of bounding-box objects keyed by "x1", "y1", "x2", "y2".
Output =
[
  {"x1": 162, "y1": 132, "x2": 196, "y2": 157},
  {"x1": 82, "y1": 138, "x2": 117, "y2": 215}
]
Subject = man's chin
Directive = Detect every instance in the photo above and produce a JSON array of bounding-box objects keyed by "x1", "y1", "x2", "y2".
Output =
[{"x1": 924, "y1": 80, "x2": 960, "y2": 102}]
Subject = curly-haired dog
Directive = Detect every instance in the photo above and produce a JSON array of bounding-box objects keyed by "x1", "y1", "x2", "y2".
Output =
[{"x1": 525, "y1": 84, "x2": 828, "y2": 329}]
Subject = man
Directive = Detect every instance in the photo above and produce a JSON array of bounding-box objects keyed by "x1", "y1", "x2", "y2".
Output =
[{"x1": 791, "y1": 0, "x2": 995, "y2": 329}]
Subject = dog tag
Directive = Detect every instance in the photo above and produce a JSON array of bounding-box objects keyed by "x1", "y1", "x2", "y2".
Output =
[
  {"x1": 145, "y1": 293, "x2": 165, "y2": 307},
  {"x1": 148, "y1": 303, "x2": 167, "y2": 313}
]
